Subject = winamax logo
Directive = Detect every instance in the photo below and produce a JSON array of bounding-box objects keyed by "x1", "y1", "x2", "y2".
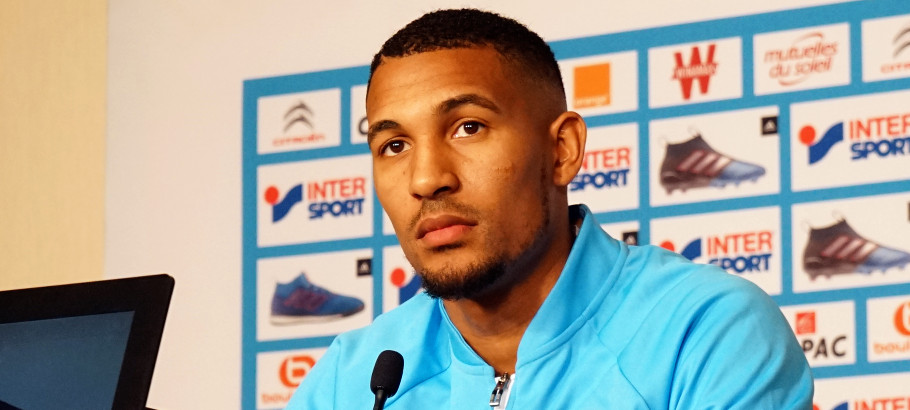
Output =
[
  {"x1": 388, "y1": 266, "x2": 422, "y2": 305},
  {"x1": 573, "y1": 62, "x2": 611, "y2": 108},
  {"x1": 658, "y1": 229, "x2": 774, "y2": 274},
  {"x1": 763, "y1": 32, "x2": 838, "y2": 86},
  {"x1": 673, "y1": 44, "x2": 717, "y2": 100},
  {"x1": 792, "y1": 309, "x2": 850, "y2": 363},
  {"x1": 797, "y1": 111, "x2": 910, "y2": 165},
  {"x1": 263, "y1": 176, "x2": 367, "y2": 222},
  {"x1": 569, "y1": 145, "x2": 632, "y2": 192}
]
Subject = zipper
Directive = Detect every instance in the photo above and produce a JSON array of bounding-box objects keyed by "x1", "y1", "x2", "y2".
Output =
[{"x1": 489, "y1": 372, "x2": 510, "y2": 407}]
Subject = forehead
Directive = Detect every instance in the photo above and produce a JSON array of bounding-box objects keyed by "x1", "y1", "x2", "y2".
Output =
[{"x1": 366, "y1": 47, "x2": 522, "y2": 118}]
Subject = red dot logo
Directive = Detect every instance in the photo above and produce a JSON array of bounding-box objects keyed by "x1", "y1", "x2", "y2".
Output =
[
  {"x1": 659, "y1": 241, "x2": 675, "y2": 252},
  {"x1": 894, "y1": 301, "x2": 910, "y2": 336},
  {"x1": 390, "y1": 268, "x2": 406, "y2": 288},
  {"x1": 799, "y1": 125, "x2": 817, "y2": 146},
  {"x1": 264, "y1": 186, "x2": 280, "y2": 205},
  {"x1": 279, "y1": 355, "x2": 316, "y2": 388}
]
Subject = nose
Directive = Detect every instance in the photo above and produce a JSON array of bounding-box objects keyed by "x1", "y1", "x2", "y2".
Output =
[{"x1": 408, "y1": 140, "x2": 459, "y2": 199}]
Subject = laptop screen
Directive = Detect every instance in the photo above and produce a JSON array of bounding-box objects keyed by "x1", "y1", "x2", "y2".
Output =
[
  {"x1": 0, "y1": 274, "x2": 173, "y2": 410},
  {"x1": 0, "y1": 312, "x2": 134, "y2": 409}
]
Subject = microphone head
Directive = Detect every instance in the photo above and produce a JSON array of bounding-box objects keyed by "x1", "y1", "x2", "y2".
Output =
[{"x1": 370, "y1": 350, "x2": 404, "y2": 397}]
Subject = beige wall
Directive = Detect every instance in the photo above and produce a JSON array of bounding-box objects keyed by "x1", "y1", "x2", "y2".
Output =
[{"x1": 0, "y1": 0, "x2": 106, "y2": 290}]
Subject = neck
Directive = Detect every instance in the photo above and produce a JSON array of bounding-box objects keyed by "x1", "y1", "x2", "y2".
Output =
[{"x1": 442, "y1": 209, "x2": 577, "y2": 374}]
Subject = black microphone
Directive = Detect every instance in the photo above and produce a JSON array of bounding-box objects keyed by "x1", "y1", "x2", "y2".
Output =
[{"x1": 370, "y1": 350, "x2": 404, "y2": 410}]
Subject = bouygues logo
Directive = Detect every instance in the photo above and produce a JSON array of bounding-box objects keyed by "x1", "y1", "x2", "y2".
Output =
[
  {"x1": 388, "y1": 266, "x2": 422, "y2": 305},
  {"x1": 573, "y1": 63, "x2": 611, "y2": 109},
  {"x1": 798, "y1": 111, "x2": 910, "y2": 164},
  {"x1": 263, "y1": 176, "x2": 367, "y2": 222},
  {"x1": 569, "y1": 146, "x2": 632, "y2": 192},
  {"x1": 672, "y1": 44, "x2": 717, "y2": 100},
  {"x1": 764, "y1": 32, "x2": 838, "y2": 86},
  {"x1": 278, "y1": 354, "x2": 317, "y2": 388},
  {"x1": 895, "y1": 301, "x2": 910, "y2": 336},
  {"x1": 659, "y1": 230, "x2": 773, "y2": 274}
]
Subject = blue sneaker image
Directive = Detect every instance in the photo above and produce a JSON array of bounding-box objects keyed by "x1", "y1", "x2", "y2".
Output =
[
  {"x1": 270, "y1": 273, "x2": 365, "y2": 324},
  {"x1": 659, "y1": 132, "x2": 766, "y2": 194},
  {"x1": 803, "y1": 218, "x2": 910, "y2": 279}
]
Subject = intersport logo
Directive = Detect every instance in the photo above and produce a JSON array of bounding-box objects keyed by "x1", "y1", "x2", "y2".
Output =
[
  {"x1": 263, "y1": 176, "x2": 367, "y2": 222},
  {"x1": 388, "y1": 266, "x2": 422, "y2": 306},
  {"x1": 569, "y1": 145, "x2": 632, "y2": 192},
  {"x1": 658, "y1": 229, "x2": 773, "y2": 274},
  {"x1": 673, "y1": 44, "x2": 717, "y2": 100},
  {"x1": 798, "y1": 111, "x2": 910, "y2": 165}
]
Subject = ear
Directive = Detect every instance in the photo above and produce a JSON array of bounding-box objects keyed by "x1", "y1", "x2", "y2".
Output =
[{"x1": 548, "y1": 111, "x2": 587, "y2": 187}]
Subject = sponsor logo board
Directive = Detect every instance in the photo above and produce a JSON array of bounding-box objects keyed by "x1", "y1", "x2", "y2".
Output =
[
  {"x1": 258, "y1": 89, "x2": 341, "y2": 154},
  {"x1": 567, "y1": 123, "x2": 639, "y2": 213},
  {"x1": 600, "y1": 221, "x2": 640, "y2": 247},
  {"x1": 257, "y1": 155, "x2": 372, "y2": 246},
  {"x1": 781, "y1": 301, "x2": 856, "y2": 367},
  {"x1": 648, "y1": 37, "x2": 743, "y2": 108},
  {"x1": 649, "y1": 106, "x2": 780, "y2": 206},
  {"x1": 350, "y1": 85, "x2": 368, "y2": 145},
  {"x1": 792, "y1": 192, "x2": 910, "y2": 293},
  {"x1": 256, "y1": 348, "x2": 326, "y2": 409},
  {"x1": 791, "y1": 89, "x2": 910, "y2": 191},
  {"x1": 652, "y1": 207, "x2": 782, "y2": 295},
  {"x1": 867, "y1": 295, "x2": 910, "y2": 362},
  {"x1": 813, "y1": 372, "x2": 910, "y2": 410},
  {"x1": 256, "y1": 249, "x2": 373, "y2": 341},
  {"x1": 862, "y1": 14, "x2": 910, "y2": 82},
  {"x1": 754, "y1": 23, "x2": 850, "y2": 95},
  {"x1": 382, "y1": 245, "x2": 422, "y2": 313},
  {"x1": 559, "y1": 51, "x2": 638, "y2": 116}
]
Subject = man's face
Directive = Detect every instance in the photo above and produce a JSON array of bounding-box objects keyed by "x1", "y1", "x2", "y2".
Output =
[{"x1": 366, "y1": 47, "x2": 560, "y2": 299}]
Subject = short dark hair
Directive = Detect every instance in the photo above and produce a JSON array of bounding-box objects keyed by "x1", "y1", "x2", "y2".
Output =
[{"x1": 368, "y1": 9, "x2": 565, "y2": 102}]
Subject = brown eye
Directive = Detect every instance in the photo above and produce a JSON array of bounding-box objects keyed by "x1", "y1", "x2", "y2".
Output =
[
  {"x1": 380, "y1": 140, "x2": 411, "y2": 157},
  {"x1": 453, "y1": 121, "x2": 485, "y2": 138}
]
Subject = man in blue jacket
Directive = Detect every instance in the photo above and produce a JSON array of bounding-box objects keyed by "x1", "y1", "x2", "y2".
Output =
[{"x1": 288, "y1": 8, "x2": 813, "y2": 409}]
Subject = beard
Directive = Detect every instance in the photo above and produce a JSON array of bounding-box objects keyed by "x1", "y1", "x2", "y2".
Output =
[{"x1": 410, "y1": 167, "x2": 552, "y2": 301}]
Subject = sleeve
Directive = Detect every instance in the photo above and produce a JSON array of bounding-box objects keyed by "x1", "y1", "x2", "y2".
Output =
[
  {"x1": 284, "y1": 337, "x2": 343, "y2": 410},
  {"x1": 668, "y1": 277, "x2": 814, "y2": 410}
]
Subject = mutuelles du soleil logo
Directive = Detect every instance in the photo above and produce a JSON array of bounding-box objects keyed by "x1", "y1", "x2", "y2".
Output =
[
  {"x1": 264, "y1": 176, "x2": 367, "y2": 222},
  {"x1": 798, "y1": 112, "x2": 910, "y2": 165}
]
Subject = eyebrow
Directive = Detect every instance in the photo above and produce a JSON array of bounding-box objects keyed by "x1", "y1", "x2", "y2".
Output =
[
  {"x1": 436, "y1": 93, "x2": 501, "y2": 116},
  {"x1": 367, "y1": 93, "x2": 501, "y2": 145}
]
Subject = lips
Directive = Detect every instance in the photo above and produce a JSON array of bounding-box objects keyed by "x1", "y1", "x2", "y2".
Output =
[{"x1": 415, "y1": 214, "x2": 477, "y2": 247}]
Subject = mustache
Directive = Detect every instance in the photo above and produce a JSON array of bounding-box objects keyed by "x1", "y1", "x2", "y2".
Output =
[{"x1": 408, "y1": 198, "x2": 482, "y2": 232}]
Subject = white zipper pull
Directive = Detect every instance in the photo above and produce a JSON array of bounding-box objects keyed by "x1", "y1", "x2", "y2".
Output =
[{"x1": 489, "y1": 372, "x2": 510, "y2": 407}]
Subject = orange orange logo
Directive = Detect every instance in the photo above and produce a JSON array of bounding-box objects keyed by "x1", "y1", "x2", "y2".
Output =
[
  {"x1": 894, "y1": 301, "x2": 910, "y2": 336},
  {"x1": 574, "y1": 63, "x2": 611, "y2": 109},
  {"x1": 279, "y1": 355, "x2": 317, "y2": 388},
  {"x1": 795, "y1": 311, "x2": 816, "y2": 335}
]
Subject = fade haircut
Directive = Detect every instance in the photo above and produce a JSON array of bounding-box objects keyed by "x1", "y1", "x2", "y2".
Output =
[{"x1": 368, "y1": 9, "x2": 566, "y2": 105}]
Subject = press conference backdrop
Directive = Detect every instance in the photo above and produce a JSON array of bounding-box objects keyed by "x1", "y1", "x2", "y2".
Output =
[{"x1": 240, "y1": 2, "x2": 910, "y2": 409}]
